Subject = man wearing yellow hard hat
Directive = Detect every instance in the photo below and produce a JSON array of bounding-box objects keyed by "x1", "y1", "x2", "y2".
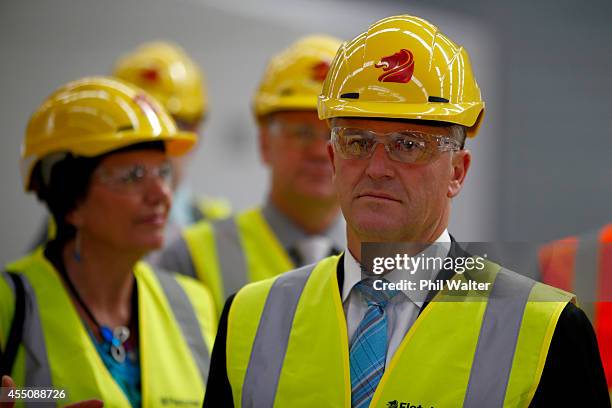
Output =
[
  {"x1": 29, "y1": 41, "x2": 230, "y2": 251},
  {"x1": 156, "y1": 35, "x2": 346, "y2": 312},
  {"x1": 114, "y1": 41, "x2": 230, "y2": 227},
  {"x1": 202, "y1": 16, "x2": 609, "y2": 407},
  {"x1": 1, "y1": 77, "x2": 216, "y2": 406}
]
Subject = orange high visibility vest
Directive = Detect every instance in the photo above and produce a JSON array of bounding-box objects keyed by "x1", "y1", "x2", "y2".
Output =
[{"x1": 539, "y1": 224, "x2": 612, "y2": 393}]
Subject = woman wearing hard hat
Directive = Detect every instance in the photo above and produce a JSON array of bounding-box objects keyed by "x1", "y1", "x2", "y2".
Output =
[
  {"x1": 0, "y1": 77, "x2": 216, "y2": 407},
  {"x1": 29, "y1": 41, "x2": 231, "y2": 253}
]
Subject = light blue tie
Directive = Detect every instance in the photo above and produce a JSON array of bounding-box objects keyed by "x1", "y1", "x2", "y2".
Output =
[{"x1": 350, "y1": 278, "x2": 400, "y2": 408}]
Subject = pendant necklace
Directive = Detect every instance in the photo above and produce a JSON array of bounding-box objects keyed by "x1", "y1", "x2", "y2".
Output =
[{"x1": 58, "y1": 264, "x2": 136, "y2": 363}]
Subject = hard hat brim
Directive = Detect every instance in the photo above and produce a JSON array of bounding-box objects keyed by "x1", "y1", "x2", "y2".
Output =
[
  {"x1": 318, "y1": 98, "x2": 484, "y2": 135},
  {"x1": 254, "y1": 95, "x2": 318, "y2": 117},
  {"x1": 21, "y1": 130, "x2": 197, "y2": 191},
  {"x1": 67, "y1": 131, "x2": 198, "y2": 157}
]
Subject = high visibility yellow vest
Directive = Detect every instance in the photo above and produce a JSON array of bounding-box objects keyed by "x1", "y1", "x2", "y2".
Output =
[
  {"x1": 183, "y1": 207, "x2": 294, "y2": 312},
  {"x1": 194, "y1": 196, "x2": 232, "y2": 221},
  {"x1": 0, "y1": 249, "x2": 216, "y2": 407},
  {"x1": 227, "y1": 255, "x2": 574, "y2": 408}
]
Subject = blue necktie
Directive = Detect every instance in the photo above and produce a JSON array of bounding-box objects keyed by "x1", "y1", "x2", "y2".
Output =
[{"x1": 350, "y1": 278, "x2": 400, "y2": 408}]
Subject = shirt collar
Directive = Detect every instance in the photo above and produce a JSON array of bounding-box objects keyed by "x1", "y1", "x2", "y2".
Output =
[
  {"x1": 261, "y1": 199, "x2": 346, "y2": 251},
  {"x1": 342, "y1": 229, "x2": 451, "y2": 308}
]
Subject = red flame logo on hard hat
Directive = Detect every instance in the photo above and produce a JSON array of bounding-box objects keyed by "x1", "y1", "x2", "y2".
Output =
[
  {"x1": 311, "y1": 61, "x2": 330, "y2": 82},
  {"x1": 139, "y1": 68, "x2": 160, "y2": 83},
  {"x1": 375, "y1": 49, "x2": 414, "y2": 83}
]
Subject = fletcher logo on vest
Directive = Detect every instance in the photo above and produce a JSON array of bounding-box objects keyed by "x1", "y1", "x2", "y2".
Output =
[
  {"x1": 387, "y1": 400, "x2": 433, "y2": 408},
  {"x1": 160, "y1": 396, "x2": 200, "y2": 406}
]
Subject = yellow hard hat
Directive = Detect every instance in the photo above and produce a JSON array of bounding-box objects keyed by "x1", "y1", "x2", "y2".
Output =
[
  {"x1": 253, "y1": 35, "x2": 343, "y2": 117},
  {"x1": 113, "y1": 41, "x2": 206, "y2": 124},
  {"x1": 21, "y1": 76, "x2": 197, "y2": 191},
  {"x1": 318, "y1": 15, "x2": 485, "y2": 137}
]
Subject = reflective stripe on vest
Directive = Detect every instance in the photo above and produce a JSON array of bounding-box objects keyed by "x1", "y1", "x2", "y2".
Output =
[
  {"x1": 539, "y1": 224, "x2": 612, "y2": 392},
  {"x1": 229, "y1": 255, "x2": 573, "y2": 407},
  {"x1": 463, "y1": 270, "x2": 535, "y2": 407},
  {"x1": 241, "y1": 264, "x2": 315, "y2": 408},
  {"x1": 160, "y1": 235, "x2": 199, "y2": 280},
  {"x1": 574, "y1": 228, "x2": 600, "y2": 318},
  {"x1": 2, "y1": 272, "x2": 52, "y2": 388},
  {"x1": 211, "y1": 217, "x2": 249, "y2": 297},
  {"x1": 153, "y1": 268, "x2": 210, "y2": 385}
]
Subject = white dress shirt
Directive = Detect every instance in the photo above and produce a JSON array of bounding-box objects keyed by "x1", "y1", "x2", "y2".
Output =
[{"x1": 342, "y1": 229, "x2": 451, "y2": 365}]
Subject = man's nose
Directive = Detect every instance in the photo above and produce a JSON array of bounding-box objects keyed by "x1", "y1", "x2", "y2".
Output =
[{"x1": 364, "y1": 143, "x2": 394, "y2": 179}]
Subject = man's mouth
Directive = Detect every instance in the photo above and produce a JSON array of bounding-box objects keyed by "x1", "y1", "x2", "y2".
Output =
[{"x1": 357, "y1": 191, "x2": 402, "y2": 202}]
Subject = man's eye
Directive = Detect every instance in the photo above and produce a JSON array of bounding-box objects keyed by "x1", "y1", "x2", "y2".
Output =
[
  {"x1": 295, "y1": 126, "x2": 311, "y2": 138},
  {"x1": 346, "y1": 136, "x2": 370, "y2": 152},
  {"x1": 394, "y1": 138, "x2": 423, "y2": 152}
]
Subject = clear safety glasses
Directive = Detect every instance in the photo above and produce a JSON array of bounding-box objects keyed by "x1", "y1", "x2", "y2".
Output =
[
  {"x1": 269, "y1": 120, "x2": 331, "y2": 147},
  {"x1": 331, "y1": 127, "x2": 461, "y2": 164},
  {"x1": 94, "y1": 161, "x2": 174, "y2": 193}
]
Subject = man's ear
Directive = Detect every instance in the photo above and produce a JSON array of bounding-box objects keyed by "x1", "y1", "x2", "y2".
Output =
[
  {"x1": 258, "y1": 119, "x2": 272, "y2": 165},
  {"x1": 448, "y1": 149, "x2": 471, "y2": 198},
  {"x1": 326, "y1": 118, "x2": 337, "y2": 175},
  {"x1": 327, "y1": 142, "x2": 336, "y2": 175}
]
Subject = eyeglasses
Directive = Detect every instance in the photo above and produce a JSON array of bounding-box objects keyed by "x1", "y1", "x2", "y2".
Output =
[
  {"x1": 269, "y1": 120, "x2": 330, "y2": 147},
  {"x1": 331, "y1": 127, "x2": 461, "y2": 164},
  {"x1": 94, "y1": 161, "x2": 174, "y2": 193}
]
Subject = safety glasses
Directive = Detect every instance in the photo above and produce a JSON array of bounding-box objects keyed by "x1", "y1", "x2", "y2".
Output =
[
  {"x1": 269, "y1": 120, "x2": 330, "y2": 147},
  {"x1": 94, "y1": 161, "x2": 174, "y2": 193},
  {"x1": 331, "y1": 127, "x2": 461, "y2": 164}
]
